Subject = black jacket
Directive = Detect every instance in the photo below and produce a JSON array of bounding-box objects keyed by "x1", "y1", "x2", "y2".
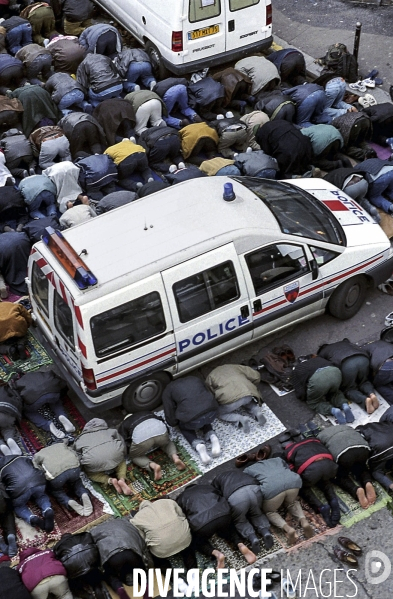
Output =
[
  {"x1": 176, "y1": 484, "x2": 231, "y2": 533},
  {"x1": 90, "y1": 517, "x2": 153, "y2": 568},
  {"x1": 0, "y1": 455, "x2": 46, "y2": 499},
  {"x1": 53, "y1": 532, "x2": 99, "y2": 578},
  {"x1": 118, "y1": 411, "x2": 167, "y2": 447},
  {"x1": 138, "y1": 126, "x2": 179, "y2": 151},
  {"x1": 0, "y1": 384, "x2": 22, "y2": 421},
  {"x1": 188, "y1": 77, "x2": 225, "y2": 108},
  {"x1": 362, "y1": 340, "x2": 393, "y2": 376},
  {"x1": 61, "y1": 0, "x2": 94, "y2": 23},
  {"x1": 162, "y1": 376, "x2": 218, "y2": 427},
  {"x1": 318, "y1": 338, "x2": 368, "y2": 368},
  {"x1": 284, "y1": 438, "x2": 336, "y2": 476},
  {"x1": 153, "y1": 77, "x2": 188, "y2": 98},
  {"x1": 211, "y1": 116, "x2": 246, "y2": 136},
  {"x1": 0, "y1": 566, "x2": 33, "y2": 599},
  {"x1": 211, "y1": 470, "x2": 258, "y2": 499},
  {"x1": 356, "y1": 422, "x2": 393, "y2": 466},
  {"x1": 14, "y1": 366, "x2": 67, "y2": 407},
  {"x1": 291, "y1": 357, "x2": 332, "y2": 400}
]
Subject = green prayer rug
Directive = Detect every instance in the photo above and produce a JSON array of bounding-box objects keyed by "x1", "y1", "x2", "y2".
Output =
[{"x1": 0, "y1": 330, "x2": 53, "y2": 382}]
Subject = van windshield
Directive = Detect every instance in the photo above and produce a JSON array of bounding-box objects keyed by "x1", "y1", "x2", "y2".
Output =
[{"x1": 233, "y1": 177, "x2": 346, "y2": 246}]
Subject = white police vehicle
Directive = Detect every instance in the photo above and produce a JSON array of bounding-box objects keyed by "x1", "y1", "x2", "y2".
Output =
[{"x1": 27, "y1": 176, "x2": 393, "y2": 412}]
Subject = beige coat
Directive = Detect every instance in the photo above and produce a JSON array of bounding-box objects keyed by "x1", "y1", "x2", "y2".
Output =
[
  {"x1": 32, "y1": 442, "x2": 80, "y2": 480},
  {"x1": 205, "y1": 364, "x2": 262, "y2": 405},
  {"x1": 0, "y1": 303, "x2": 32, "y2": 343},
  {"x1": 131, "y1": 499, "x2": 191, "y2": 558}
]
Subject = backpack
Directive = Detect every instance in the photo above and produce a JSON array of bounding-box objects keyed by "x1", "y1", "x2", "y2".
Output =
[
  {"x1": 318, "y1": 43, "x2": 358, "y2": 83},
  {"x1": 248, "y1": 345, "x2": 295, "y2": 391}
]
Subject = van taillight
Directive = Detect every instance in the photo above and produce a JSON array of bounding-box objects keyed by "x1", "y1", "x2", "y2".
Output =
[
  {"x1": 172, "y1": 31, "x2": 183, "y2": 52},
  {"x1": 82, "y1": 366, "x2": 97, "y2": 391},
  {"x1": 266, "y1": 4, "x2": 272, "y2": 25}
]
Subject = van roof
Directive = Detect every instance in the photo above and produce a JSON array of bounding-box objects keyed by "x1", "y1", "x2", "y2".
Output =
[{"x1": 35, "y1": 177, "x2": 280, "y2": 302}]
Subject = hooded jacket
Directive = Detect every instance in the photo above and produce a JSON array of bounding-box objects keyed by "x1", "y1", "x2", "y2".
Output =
[
  {"x1": 256, "y1": 120, "x2": 313, "y2": 178},
  {"x1": 32, "y1": 442, "x2": 80, "y2": 480},
  {"x1": 179, "y1": 122, "x2": 218, "y2": 159},
  {"x1": 0, "y1": 455, "x2": 46, "y2": 499},
  {"x1": 19, "y1": 174, "x2": 57, "y2": 205},
  {"x1": 362, "y1": 340, "x2": 393, "y2": 376},
  {"x1": 74, "y1": 418, "x2": 126, "y2": 473},
  {"x1": 267, "y1": 48, "x2": 303, "y2": 73},
  {"x1": 356, "y1": 421, "x2": 393, "y2": 466},
  {"x1": 0, "y1": 302, "x2": 31, "y2": 342},
  {"x1": 76, "y1": 54, "x2": 121, "y2": 94},
  {"x1": 284, "y1": 438, "x2": 336, "y2": 476},
  {"x1": 76, "y1": 153, "x2": 118, "y2": 192},
  {"x1": 254, "y1": 90, "x2": 296, "y2": 121},
  {"x1": 138, "y1": 126, "x2": 179, "y2": 151},
  {"x1": 162, "y1": 376, "x2": 218, "y2": 427},
  {"x1": 212, "y1": 469, "x2": 259, "y2": 499},
  {"x1": 212, "y1": 67, "x2": 252, "y2": 107},
  {"x1": 244, "y1": 457, "x2": 302, "y2": 499},
  {"x1": 59, "y1": 112, "x2": 107, "y2": 157},
  {"x1": 300, "y1": 124, "x2": 343, "y2": 157},
  {"x1": 318, "y1": 338, "x2": 369, "y2": 368},
  {"x1": 79, "y1": 24, "x2": 122, "y2": 54},
  {"x1": 205, "y1": 364, "x2": 262, "y2": 406},
  {"x1": 176, "y1": 484, "x2": 231, "y2": 532},
  {"x1": 131, "y1": 499, "x2": 191, "y2": 558},
  {"x1": 17, "y1": 548, "x2": 67, "y2": 592},
  {"x1": 90, "y1": 517, "x2": 153, "y2": 568},
  {"x1": 10, "y1": 86, "x2": 61, "y2": 138},
  {"x1": 235, "y1": 56, "x2": 280, "y2": 95},
  {"x1": 14, "y1": 366, "x2": 66, "y2": 406},
  {"x1": 317, "y1": 425, "x2": 370, "y2": 462},
  {"x1": 53, "y1": 532, "x2": 99, "y2": 579},
  {"x1": 43, "y1": 161, "x2": 83, "y2": 213}
]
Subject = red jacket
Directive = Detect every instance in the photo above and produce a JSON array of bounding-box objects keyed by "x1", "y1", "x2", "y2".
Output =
[{"x1": 17, "y1": 548, "x2": 67, "y2": 592}]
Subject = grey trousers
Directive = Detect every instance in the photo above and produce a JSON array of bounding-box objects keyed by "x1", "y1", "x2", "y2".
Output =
[
  {"x1": 228, "y1": 485, "x2": 269, "y2": 542},
  {"x1": 218, "y1": 396, "x2": 264, "y2": 426},
  {"x1": 129, "y1": 432, "x2": 177, "y2": 469}
]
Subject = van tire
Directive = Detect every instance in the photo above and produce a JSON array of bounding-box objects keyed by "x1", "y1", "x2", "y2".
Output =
[
  {"x1": 122, "y1": 372, "x2": 171, "y2": 412},
  {"x1": 145, "y1": 41, "x2": 170, "y2": 80},
  {"x1": 328, "y1": 275, "x2": 368, "y2": 320}
]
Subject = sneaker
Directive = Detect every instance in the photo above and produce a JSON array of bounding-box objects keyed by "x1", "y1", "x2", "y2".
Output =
[
  {"x1": 349, "y1": 81, "x2": 367, "y2": 93},
  {"x1": 362, "y1": 78, "x2": 375, "y2": 88},
  {"x1": 364, "y1": 93, "x2": 377, "y2": 106}
]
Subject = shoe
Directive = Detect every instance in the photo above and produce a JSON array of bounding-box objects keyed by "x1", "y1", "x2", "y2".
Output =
[
  {"x1": 374, "y1": 77, "x2": 383, "y2": 85},
  {"x1": 43, "y1": 507, "x2": 54, "y2": 533},
  {"x1": 364, "y1": 93, "x2": 377, "y2": 106},
  {"x1": 235, "y1": 452, "x2": 256, "y2": 468},
  {"x1": 338, "y1": 537, "x2": 362, "y2": 555},
  {"x1": 256, "y1": 445, "x2": 271, "y2": 461},
  {"x1": 366, "y1": 68, "x2": 379, "y2": 79},
  {"x1": 362, "y1": 78, "x2": 376, "y2": 88},
  {"x1": 349, "y1": 81, "x2": 367, "y2": 93},
  {"x1": 333, "y1": 546, "x2": 358, "y2": 567}
]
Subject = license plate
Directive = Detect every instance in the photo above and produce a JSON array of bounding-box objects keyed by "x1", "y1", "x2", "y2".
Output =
[{"x1": 188, "y1": 24, "x2": 219, "y2": 40}]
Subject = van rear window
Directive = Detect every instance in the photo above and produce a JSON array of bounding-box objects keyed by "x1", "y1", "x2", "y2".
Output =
[
  {"x1": 90, "y1": 292, "x2": 166, "y2": 358},
  {"x1": 229, "y1": 0, "x2": 260, "y2": 11},
  {"x1": 189, "y1": 0, "x2": 221, "y2": 23},
  {"x1": 32, "y1": 261, "x2": 49, "y2": 316}
]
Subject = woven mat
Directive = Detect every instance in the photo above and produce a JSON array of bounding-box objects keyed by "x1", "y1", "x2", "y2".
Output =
[
  {"x1": 334, "y1": 481, "x2": 391, "y2": 528},
  {"x1": 163, "y1": 403, "x2": 286, "y2": 473},
  {"x1": 0, "y1": 330, "x2": 53, "y2": 382},
  {"x1": 92, "y1": 443, "x2": 202, "y2": 516}
]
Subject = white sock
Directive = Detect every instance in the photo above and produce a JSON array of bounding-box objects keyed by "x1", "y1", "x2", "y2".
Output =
[
  {"x1": 68, "y1": 499, "x2": 85, "y2": 516},
  {"x1": 169, "y1": 164, "x2": 177, "y2": 173},
  {"x1": 0, "y1": 444, "x2": 11, "y2": 455},
  {"x1": 133, "y1": 84, "x2": 141, "y2": 92},
  {"x1": 177, "y1": 161, "x2": 185, "y2": 169},
  {"x1": 195, "y1": 443, "x2": 211, "y2": 465},
  {"x1": 210, "y1": 433, "x2": 221, "y2": 457},
  {"x1": 81, "y1": 493, "x2": 93, "y2": 516},
  {"x1": 129, "y1": 136, "x2": 136, "y2": 143},
  {"x1": 59, "y1": 415, "x2": 75, "y2": 433},
  {"x1": 50, "y1": 422, "x2": 65, "y2": 438},
  {"x1": 6, "y1": 438, "x2": 22, "y2": 455}
]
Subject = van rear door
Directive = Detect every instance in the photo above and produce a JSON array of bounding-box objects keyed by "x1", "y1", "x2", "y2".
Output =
[
  {"x1": 225, "y1": 0, "x2": 271, "y2": 53},
  {"x1": 162, "y1": 243, "x2": 253, "y2": 371},
  {"x1": 183, "y1": 0, "x2": 225, "y2": 64}
]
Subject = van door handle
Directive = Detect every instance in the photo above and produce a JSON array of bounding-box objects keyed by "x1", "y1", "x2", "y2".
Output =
[
  {"x1": 240, "y1": 305, "x2": 249, "y2": 319},
  {"x1": 253, "y1": 299, "x2": 262, "y2": 313},
  {"x1": 228, "y1": 19, "x2": 235, "y2": 32}
]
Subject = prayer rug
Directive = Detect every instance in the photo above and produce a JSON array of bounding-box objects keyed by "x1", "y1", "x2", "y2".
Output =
[
  {"x1": 0, "y1": 330, "x2": 53, "y2": 382},
  {"x1": 333, "y1": 482, "x2": 391, "y2": 528},
  {"x1": 163, "y1": 404, "x2": 286, "y2": 473},
  {"x1": 91, "y1": 443, "x2": 202, "y2": 517}
]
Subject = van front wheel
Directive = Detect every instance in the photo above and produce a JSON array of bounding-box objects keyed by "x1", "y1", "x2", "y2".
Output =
[
  {"x1": 145, "y1": 41, "x2": 170, "y2": 80},
  {"x1": 122, "y1": 372, "x2": 171, "y2": 412},
  {"x1": 328, "y1": 275, "x2": 368, "y2": 320}
]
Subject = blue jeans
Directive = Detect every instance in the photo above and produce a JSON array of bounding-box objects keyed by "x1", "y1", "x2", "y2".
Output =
[
  {"x1": 296, "y1": 90, "x2": 326, "y2": 128},
  {"x1": 368, "y1": 170, "x2": 393, "y2": 214},
  {"x1": 7, "y1": 23, "x2": 33, "y2": 55},
  {"x1": 163, "y1": 84, "x2": 196, "y2": 129},
  {"x1": 13, "y1": 484, "x2": 52, "y2": 524},
  {"x1": 49, "y1": 467, "x2": 88, "y2": 507},
  {"x1": 216, "y1": 165, "x2": 242, "y2": 176},
  {"x1": 58, "y1": 88, "x2": 85, "y2": 111},
  {"x1": 23, "y1": 392, "x2": 67, "y2": 432},
  {"x1": 373, "y1": 361, "x2": 393, "y2": 404},
  {"x1": 371, "y1": 460, "x2": 393, "y2": 490},
  {"x1": 123, "y1": 61, "x2": 155, "y2": 92},
  {"x1": 27, "y1": 190, "x2": 57, "y2": 219},
  {"x1": 255, "y1": 168, "x2": 277, "y2": 179},
  {"x1": 88, "y1": 83, "x2": 123, "y2": 107}
]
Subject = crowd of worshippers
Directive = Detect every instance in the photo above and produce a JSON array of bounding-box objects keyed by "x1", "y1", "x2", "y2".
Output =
[{"x1": 2, "y1": 20, "x2": 393, "y2": 295}]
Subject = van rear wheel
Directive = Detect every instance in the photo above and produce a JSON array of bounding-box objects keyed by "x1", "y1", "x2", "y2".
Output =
[
  {"x1": 122, "y1": 372, "x2": 170, "y2": 412},
  {"x1": 328, "y1": 275, "x2": 368, "y2": 320},
  {"x1": 145, "y1": 41, "x2": 170, "y2": 80}
]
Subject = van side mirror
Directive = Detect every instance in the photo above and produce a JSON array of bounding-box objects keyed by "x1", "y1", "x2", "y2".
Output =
[{"x1": 310, "y1": 258, "x2": 319, "y2": 280}]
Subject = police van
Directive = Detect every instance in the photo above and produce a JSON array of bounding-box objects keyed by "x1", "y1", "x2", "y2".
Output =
[
  {"x1": 93, "y1": 0, "x2": 273, "y2": 78},
  {"x1": 27, "y1": 177, "x2": 393, "y2": 413}
]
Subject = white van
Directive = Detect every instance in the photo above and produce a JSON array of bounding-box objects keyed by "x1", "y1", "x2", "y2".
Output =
[
  {"x1": 27, "y1": 177, "x2": 393, "y2": 413},
  {"x1": 93, "y1": 0, "x2": 273, "y2": 78}
]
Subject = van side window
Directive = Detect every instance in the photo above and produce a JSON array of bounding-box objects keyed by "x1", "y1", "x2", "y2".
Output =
[
  {"x1": 173, "y1": 261, "x2": 240, "y2": 323},
  {"x1": 246, "y1": 244, "x2": 309, "y2": 296},
  {"x1": 90, "y1": 292, "x2": 166, "y2": 358},
  {"x1": 229, "y1": 0, "x2": 260, "y2": 11},
  {"x1": 54, "y1": 290, "x2": 75, "y2": 346},
  {"x1": 31, "y1": 261, "x2": 49, "y2": 316},
  {"x1": 310, "y1": 246, "x2": 339, "y2": 266},
  {"x1": 189, "y1": 0, "x2": 221, "y2": 23}
]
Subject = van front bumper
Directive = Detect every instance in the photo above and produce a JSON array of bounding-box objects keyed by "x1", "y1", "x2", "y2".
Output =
[{"x1": 164, "y1": 35, "x2": 274, "y2": 76}]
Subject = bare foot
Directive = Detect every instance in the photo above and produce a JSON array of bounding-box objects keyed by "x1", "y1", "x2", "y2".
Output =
[
  {"x1": 212, "y1": 549, "x2": 225, "y2": 569},
  {"x1": 118, "y1": 478, "x2": 133, "y2": 495},
  {"x1": 370, "y1": 393, "x2": 379, "y2": 410},
  {"x1": 109, "y1": 477, "x2": 122, "y2": 493},
  {"x1": 365, "y1": 397, "x2": 375, "y2": 414},
  {"x1": 356, "y1": 487, "x2": 369, "y2": 509},
  {"x1": 172, "y1": 454, "x2": 186, "y2": 471},
  {"x1": 238, "y1": 543, "x2": 256, "y2": 564},
  {"x1": 301, "y1": 521, "x2": 315, "y2": 539},
  {"x1": 149, "y1": 462, "x2": 162, "y2": 481},
  {"x1": 365, "y1": 482, "x2": 377, "y2": 505}
]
